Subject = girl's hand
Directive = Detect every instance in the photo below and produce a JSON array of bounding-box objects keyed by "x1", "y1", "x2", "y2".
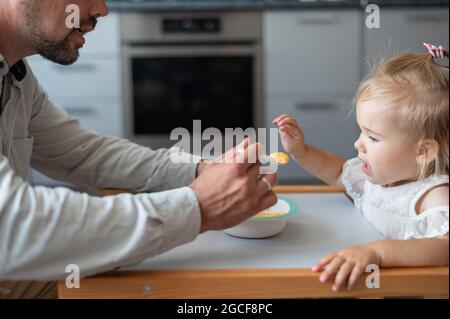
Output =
[
  {"x1": 273, "y1": 114, "x2": 306, "y2": 158},
  {"x1": 423, "y1": 42, "x2": 449, "y2": 58},
  {"x1": 312, "y1": 244, "x2": 381, "y2": 292}
]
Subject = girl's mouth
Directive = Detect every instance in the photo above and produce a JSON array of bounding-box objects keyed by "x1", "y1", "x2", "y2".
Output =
[{"x1": 361, "y1": 161, "x2": 372, "y2": 175}]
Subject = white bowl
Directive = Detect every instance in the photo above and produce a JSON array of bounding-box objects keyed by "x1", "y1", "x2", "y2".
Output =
[
  {"x1": 224, "y1": 219, "x2": 288, "y2": 239},
  {"x1": 223, "y1": 197, "x2": 298, "y2": 239}
]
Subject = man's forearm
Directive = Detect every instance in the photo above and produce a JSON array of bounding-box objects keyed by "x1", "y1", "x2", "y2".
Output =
[
  {"x1": 1, "y1": 158, "x2": 201, "y2": 280},
  {"x1": 371, "y1": 237, "x2": 449, "y2": 267},
  {"x1": 292, "y1": 144, "x2": 345, "y2": 187}
]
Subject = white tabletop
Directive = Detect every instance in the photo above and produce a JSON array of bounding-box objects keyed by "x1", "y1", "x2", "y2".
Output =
[{"x1": 129, "y1": 193, "x2": 383, "y2": 270}]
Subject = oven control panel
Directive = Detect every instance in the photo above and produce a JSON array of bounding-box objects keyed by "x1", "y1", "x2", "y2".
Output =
[{"x1": 163, "y1": 18, "x2": 221, "y2": 33}]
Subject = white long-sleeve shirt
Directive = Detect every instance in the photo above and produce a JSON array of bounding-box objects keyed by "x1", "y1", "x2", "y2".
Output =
[{"x1": 0, "y1": 54, "x2": 202, "y2": 281}]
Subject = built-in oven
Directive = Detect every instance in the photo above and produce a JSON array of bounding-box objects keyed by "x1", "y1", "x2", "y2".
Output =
[{"x1": 121, "y1": 12, "x2": 262, "y2": 151}]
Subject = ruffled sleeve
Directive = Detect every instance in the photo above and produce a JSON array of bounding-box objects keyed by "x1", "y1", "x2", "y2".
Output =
[
  {"x1": 341, "y1": 158, "x2": 366, "y2": 208},
  {"x1": 404, "y1": 206, "x2": 449, "y2": 239}
]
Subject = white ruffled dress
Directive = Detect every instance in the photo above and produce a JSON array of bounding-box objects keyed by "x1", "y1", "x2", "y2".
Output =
[{"x1": 341, "y1": 158, "x2": 449, "y2": 240}]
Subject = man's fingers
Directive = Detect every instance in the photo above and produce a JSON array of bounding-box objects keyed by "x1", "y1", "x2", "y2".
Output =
[
  {"x1": 247, "y1": 162, "x2": 262, "y2": 179},
  {"x1": 219, "y1": 138, "x2": 250, "y2": 163},
  {"x1": 237, "y1": 142, "x2": 263, "y2": 169},
  {"x1": 255, "y1": 191, "x2": 278, "y2": 213},
  {"x1": 255, "y1": 174, "x2": 278, "y2": 195}
]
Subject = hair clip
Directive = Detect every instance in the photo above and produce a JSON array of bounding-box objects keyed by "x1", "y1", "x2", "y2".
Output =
[{"x1": 423, "y1": 42, "x2": 449, "y2": 59}]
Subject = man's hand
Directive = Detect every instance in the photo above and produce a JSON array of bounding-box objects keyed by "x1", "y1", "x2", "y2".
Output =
[
  {"x1": 196, "y1": 159, "x2": 210, "y2": 177},
  {"x1": 190, "y1": 139, "x2": 278, "y2": 233}
]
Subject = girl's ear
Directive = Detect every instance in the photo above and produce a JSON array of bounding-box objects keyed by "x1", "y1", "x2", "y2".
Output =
[{"x1": 416, "y1": 139, "x2": 440, "y2": 165}]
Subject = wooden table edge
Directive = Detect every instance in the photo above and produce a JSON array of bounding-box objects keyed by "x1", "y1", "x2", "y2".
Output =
[{"x1": 58, "y1": 267, "x2": 449, "y2": 299}]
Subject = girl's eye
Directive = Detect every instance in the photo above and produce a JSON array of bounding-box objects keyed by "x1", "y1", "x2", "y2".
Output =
[{"x1": 368, "y1": 136, "x2": 379, "y2": 142}]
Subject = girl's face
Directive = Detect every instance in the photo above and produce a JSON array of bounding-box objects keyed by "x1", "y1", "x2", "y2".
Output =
[{"x1": 354, "y1": 97, "x2": 421, "y2": 187}]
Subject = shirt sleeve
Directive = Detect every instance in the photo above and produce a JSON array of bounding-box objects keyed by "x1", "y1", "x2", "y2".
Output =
[
  {"x1": 26, "y1": 62, "x2": 201, "y2": 193},
  {"x1": 0, "y1": 156, "x2": 201, "y2": 281},
  {"x1": 341, "y1": 158, "x2": 366, "y2": 208}
]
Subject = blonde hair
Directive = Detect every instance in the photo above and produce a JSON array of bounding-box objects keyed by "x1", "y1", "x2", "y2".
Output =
[{"x1": 355, "y1": 53, "x2": 449, "y2": 179}]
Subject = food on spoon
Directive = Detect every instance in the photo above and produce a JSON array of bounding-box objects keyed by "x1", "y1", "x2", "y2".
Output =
[{"x1": 269, "y1": 152, "x2": 290, "y2": 165}]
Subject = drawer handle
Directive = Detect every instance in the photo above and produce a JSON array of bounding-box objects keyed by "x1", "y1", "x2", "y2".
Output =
[
  {"x1": 296, "y1": 13, "x2": 338, "y2": 25},
  {"x1": 65, "y1": 107, "x2": 96, "y2": 116},
  {"x1": 406, "y1": 13, "x2": 448, "y2": 22},
  {"x1": 294, "y1": 102, "x2": 335, "y2": 111},
  {"x1": 52, "y1": 64, "x2": 97, "y2": 72}
]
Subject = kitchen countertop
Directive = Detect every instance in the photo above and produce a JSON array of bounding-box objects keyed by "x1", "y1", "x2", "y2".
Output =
[{"x1": 106, "y1": 0, "x2": 449, "y2": 12}]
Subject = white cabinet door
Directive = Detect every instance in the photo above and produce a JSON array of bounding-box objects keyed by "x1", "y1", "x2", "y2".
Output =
[
  {"x1": 265, "y1": 96, "x2": 358, "y2": 183},
  {"x1": 51, "y1": 98, "x2": 123, "y2": 137},
  {"x1": 28, "y1": 56, "x2": 121, "y2": 100},
  {"x1": 264, "y1": 10, "x2": 362, "y2": 98},
  {"x1": 29, "y1": 99, "x2": 123, "y2": 187},
  {"x1": 363, "y1": 8, "x2": 449, "y2": 76}
]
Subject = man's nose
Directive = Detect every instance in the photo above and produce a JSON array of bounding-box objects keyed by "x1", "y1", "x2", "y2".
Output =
[{"x1": 90, "y1": 0, "x2": 109, "y2": 18}]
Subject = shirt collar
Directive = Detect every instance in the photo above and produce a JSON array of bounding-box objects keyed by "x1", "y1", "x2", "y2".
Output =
[{"x1": 0, "y1": 53, "x2": 27, "y2": 82}]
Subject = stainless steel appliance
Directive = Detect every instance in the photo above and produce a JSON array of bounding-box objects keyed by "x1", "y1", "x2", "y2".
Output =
[{"x1": 121, "y1": 12, "x2": 262, "y2": 150}]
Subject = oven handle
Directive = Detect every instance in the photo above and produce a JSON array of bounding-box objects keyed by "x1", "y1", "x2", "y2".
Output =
[
  {"x1": 122, "y1": 44, "x2": 260, "y2": 58},
  {"x1": 294, "y1": 102, "x2": 336, "y2": 111}
]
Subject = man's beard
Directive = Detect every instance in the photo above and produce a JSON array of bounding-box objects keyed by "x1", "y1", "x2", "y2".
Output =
[
  {"x1": 31, "y1": 32, "x2": 80, "y2": 66},
  {"x1": 22, "y1": 2, "x2": 91, "y2": 66}
]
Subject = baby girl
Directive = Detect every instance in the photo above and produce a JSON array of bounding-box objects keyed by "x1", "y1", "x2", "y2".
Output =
[{"x1": 274, "y1": 45, "x2": 449, "y2": 291}]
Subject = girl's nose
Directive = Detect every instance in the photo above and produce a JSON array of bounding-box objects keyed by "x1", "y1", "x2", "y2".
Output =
[{"x1": 354, "y1": 138, "x2": 365, "y2": 153}]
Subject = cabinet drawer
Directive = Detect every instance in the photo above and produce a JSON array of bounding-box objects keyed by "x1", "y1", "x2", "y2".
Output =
[
  {"x1": 28, "y1": 56, "x2": 121, "y2": 99},
  {"x1": 263, "y1": 10, "x2": 362, "y2": 97},
  {"x1": 265, "y1": 96, "x2": 358, "y2": 183},
  {"x1": 53, "y1": 98, "x2": 123, "y2": 138}
]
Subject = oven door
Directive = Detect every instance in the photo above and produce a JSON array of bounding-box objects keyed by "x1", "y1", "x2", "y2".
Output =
[{"x1": 123, "y1": 44, "x2": 262, "y2": 149}]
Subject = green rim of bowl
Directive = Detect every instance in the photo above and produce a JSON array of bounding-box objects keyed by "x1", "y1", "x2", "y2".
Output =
[{"x1": 251, "y1": 196, "x2": 299, "y2": 221}]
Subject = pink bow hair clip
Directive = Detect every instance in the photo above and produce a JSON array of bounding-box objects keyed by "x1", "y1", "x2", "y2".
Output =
[{"x1": 423, "y1": 42, "x2": 449, "y2": 58}]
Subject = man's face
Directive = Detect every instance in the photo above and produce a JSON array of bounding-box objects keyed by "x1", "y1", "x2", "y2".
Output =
[{"x1": 21, "y1": 0, "x2": 108, "y2": 65}]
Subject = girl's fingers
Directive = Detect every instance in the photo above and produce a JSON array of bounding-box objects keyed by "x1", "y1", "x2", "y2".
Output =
[
  {"x1": 313, "y1": 254, "x2": 336, "y2": 272},
  {"x1": 333, "y1": 262, "x2": 355, "y2": 292},
  {"x1": 279, "y1": 128, "x2": 292, "y2": 140},
  {"x1": 282, "y1": 124, "x2": 300, "y2": 139},
  {"x1": 277, "y1": 117, "x2": 298, "y2": 127},
  {"x1": 273, "y1": 114, "x2": 290, "y2": 125},
  {"x1": 347, "y1": 264, "x2": 366, "y2": 290},
  {"x1": 279, "y1": 125, "x2": 299, "y2": 140},
  {"x1": 320, "y1": 257, "x2": 345, "y2": 282}
]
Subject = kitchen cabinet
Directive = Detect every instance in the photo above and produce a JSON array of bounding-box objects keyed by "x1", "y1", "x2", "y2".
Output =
[
  {"x1": 363, "y1": 7, "x2": 449, "y2": 76},
  {"x1": 265, "y1": 96, "x2": 357, "y2": 184},
  {"x1": 27, "y1": 13, "x2": 123, "y2": 187},
  {"x1": 264, "y1": 10, "x2": 362, "y2": 98},
  {"x1": 263, "y1": 10, "x2": 361, "y2": 183}
]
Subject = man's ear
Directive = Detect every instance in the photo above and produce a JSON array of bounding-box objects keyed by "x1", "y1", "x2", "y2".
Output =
[{"x1": 416, "y1": 139, "x2": 440, "y2": 165}]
